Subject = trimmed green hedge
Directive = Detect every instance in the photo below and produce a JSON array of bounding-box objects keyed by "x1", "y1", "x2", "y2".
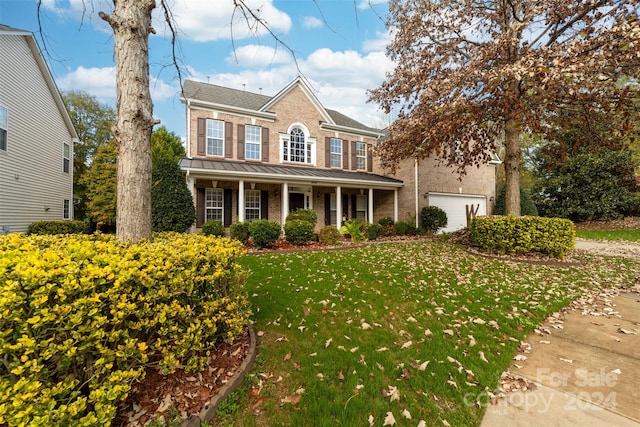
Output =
[
  {"x1": 202, "y1": 220, "x2": 225, "y2": 237},
  {"x1": 285, "y1": 208, "x2": 318, "y2": 226},
  {"x1": 318, "y1": 225, "x2": 340, "y2": 245},
  {"x1": 28, "y1": 220, "x2": 88, "y2": 235},
  {"x1": 248, "y1": 220, "x2": 281, "y2": 249},
  {"x1": 0, "y1": 233, "x2": 250, "y2": 426},
  {"x1": 230, "y1": 222, "x2": 251, "y2": 245},
  {"x1": 366, "y1": 223, "x2": 384, "y2": 240},
  {"x1": 470, "y1": 215, "x2": 575, "y2": 258},
  {"x1": 284, "y1": 219, "x2": 314, "y2": 245}
]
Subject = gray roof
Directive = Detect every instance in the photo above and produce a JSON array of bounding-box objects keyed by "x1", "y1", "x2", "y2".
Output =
[
  {"x1": 182, "y1": 79, "x2": 381, "y2": 134},
  {"x1": 180, "y1": 157, "x2": 403, "y2": 188}
]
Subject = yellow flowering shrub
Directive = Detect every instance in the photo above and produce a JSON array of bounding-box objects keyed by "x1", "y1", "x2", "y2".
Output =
[{"x1": 0, "y1": 232, "x2": 250, "y2": 426}]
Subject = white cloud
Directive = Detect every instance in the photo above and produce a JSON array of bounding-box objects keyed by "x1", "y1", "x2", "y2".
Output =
[
  {"x1": 302, "y1": 16, "x2": 323, "y2": 29},
  {"x1": 167, "y1": 0, "x2": 292, "y2": 42},
  {"x1": 357, "y1": 0, "x2": 389, "y2": 10},
  {"x1": 57, "y1": 66, "x2": 116, "y2": 103},
  {"x1": 301, "y1": 48, "x2": 393, "y2": 89},
  {"x1": 225, "y1": 44, "x2": 293, "y2": 67},
  {"x1": 362, "y1": 29, "x2": 393, "y2": 52}
]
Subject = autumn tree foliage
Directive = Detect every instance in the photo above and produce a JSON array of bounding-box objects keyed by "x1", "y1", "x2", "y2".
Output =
[{"x1": 370, "y1": 0, "x2": 640, "y2": 216}]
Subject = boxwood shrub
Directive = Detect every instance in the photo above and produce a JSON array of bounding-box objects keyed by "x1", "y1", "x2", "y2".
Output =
[
  {"x1": 248, "y1": 219, "x2": 281, "y2": 249},
  {"x1": 318, "y1": 225, "x2": 341, "y2": 245},
  {"x1": 420, "y1": 206, "x2": 448, "y2": 233},
  {"x1": 470, "y1": 215, "x2": 575, "y2": 258},
  {"x1": 378, "y1": 217, "x2": 394, "y2": 227},
  {"x1": 202, "y1": 220, "x2": 225, "y2": 236},
  {"x1": 230, "y1": 221, "x2": 251, "y2": 245},
  {"x1": 366, "y1": 223, "x2": 384, "y2": 240},
  {"x1": 285, "y1": 208, "x2": 318, "y2": 226},
  {"x1": 284, "y1": 219, "x2": 315, "y2": 245},
  {"x1": 28, "y1": 220, "x2": 88, "y2": 235},
  {"x1": 0, "y1": 232, "x2": 250, "y2": 426}
]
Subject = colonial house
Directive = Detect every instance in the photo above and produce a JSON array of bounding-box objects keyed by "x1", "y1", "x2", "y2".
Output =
[
  {"x1": 0, "y1": 25, "x2": 78, "y2": 234},
  {"x1": 180, "y1": 78, "x2": 498, "y2": 233}
]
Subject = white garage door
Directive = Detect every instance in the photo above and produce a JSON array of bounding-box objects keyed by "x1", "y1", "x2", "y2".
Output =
[{"x1": 428, "y1": 193, "x2": 487, "y2": 233}]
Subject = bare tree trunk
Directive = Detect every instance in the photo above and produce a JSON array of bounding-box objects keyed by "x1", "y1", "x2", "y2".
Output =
[
  {"x1": 100, "y1": 1, "x2": 156, "y2": 243},
  {"x1": 504, "y1": 116, "x2": 521, "y2": 216}
]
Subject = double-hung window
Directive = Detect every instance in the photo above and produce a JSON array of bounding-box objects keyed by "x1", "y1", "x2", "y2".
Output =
[
  {"x1": 284, "y1": 127, "x2": 311, "y2": 164},
  {"x1": 205, "y1": 188, "x2": 224, "y2": 222},
  {"x1": 355, "y1": 195, "x2": 367, "y2": 220},
  {"x1": 206, "y1": 119, "x2": 224, "y2": 156},
  {"x1": 245, "y1": 190, "x2": 261, "y2": 222},
  {"x1": 63, "y1": 142, "x2": 70, "y2": 173},
  {"x1": 0, "y1": 105, "x2": 7, "y2": 151},
  {"x1": 245, "y1": 125, "x2": 261, "y2": 160},
  {"x1": 63, "y1": 199, "x2": 71, "y2": 219},
  {"x1": 329, "y1": 193, "x2": 337, "y2": 225},
  {"x1": 330, "y1": 138, "x2": 342, "y2": 168},
  {"x1": 356, "y1": 142, "x2": 367, "y2": 170}
]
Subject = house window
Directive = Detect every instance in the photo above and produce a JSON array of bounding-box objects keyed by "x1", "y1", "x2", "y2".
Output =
[
  {"x1": 206, "y1": 119, "x2": 224, "y2": 156},
  {"x1": 205, "y1": 188, "x2": 224, "y2": 222},
  {"x1": 330, "y1": 138, "x2": 342, "y2": 168},
  {"x1": 0, "y1": 105, "x2": 7, "y2": 151},
  {"x1": 63, "y1": 142, "x2": 70, "y2": 173},
  {"x1": 245, "y1": 189, "x2": 261, "y2": 222},
  {"x1": 63, "y1": 199, "x2": 70, "y2": 219},
  {"x1": 356, "y1": 195, "x2": 367, "y2": 220},
  {"x1": 284, "y1": 126, "x2": 311, "y2": 164},
  {"x1": 329, "y1": 193, "x2": 337, "y2": 226},
  {"x1": 356, "y1": 142, "x2": 366, "y2": 170},
  {"x1": 245, "y1": 125, "x2": 261, "y2": 160}
]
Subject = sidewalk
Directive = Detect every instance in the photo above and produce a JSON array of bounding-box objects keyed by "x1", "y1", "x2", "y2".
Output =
[{"x1": 481, "y1": 289, "x2": 640, "y2": 427}]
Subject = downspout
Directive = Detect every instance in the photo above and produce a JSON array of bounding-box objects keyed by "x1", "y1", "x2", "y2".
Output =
[{"x1": 186, "y1": 99, "x2": 192, "y2": 158}]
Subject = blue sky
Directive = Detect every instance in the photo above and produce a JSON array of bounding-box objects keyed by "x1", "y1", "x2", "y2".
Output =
[{"x1": 0, "y1": 0, "x2": 394, "y2": 139}]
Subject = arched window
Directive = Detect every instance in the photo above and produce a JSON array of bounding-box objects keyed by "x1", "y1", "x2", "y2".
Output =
[{"x1": 283, "y1": 125, "x2": 312, "y2": 164}]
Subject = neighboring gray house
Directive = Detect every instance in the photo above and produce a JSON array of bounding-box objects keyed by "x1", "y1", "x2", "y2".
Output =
[{"x1": 0, "y1": 24, "x2": 78, "y2": 234}]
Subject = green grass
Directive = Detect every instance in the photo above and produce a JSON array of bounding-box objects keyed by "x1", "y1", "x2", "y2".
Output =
[
  {"x1": 576, "y1": 228, "x2": 640, "y2": 242},
  {"x1": 216, "y1": 241, "x2": 638, "y2": 427}
]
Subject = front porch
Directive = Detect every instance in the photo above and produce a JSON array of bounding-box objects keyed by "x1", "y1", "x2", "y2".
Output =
[{"x1": 179, "y1": 158, "x2": 403, "y2": 231}]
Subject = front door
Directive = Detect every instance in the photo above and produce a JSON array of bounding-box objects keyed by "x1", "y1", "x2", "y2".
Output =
[{"x1": 289, "y1": 193, "x2": 305, "y2": 212}]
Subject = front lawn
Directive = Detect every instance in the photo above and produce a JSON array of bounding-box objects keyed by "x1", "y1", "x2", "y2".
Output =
[
  {"x1": 216, "y1": 241, "x2": 638, "y2": 426},
  {"x1": 576, "y1": 229, "x2": 640, "y2": 242}
]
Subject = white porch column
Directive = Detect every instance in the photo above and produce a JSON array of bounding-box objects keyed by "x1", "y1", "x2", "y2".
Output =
[
  {"x1": 238, "y1": 180, "x2": 245, "y2": 222},
  {"x1": 336, "y1": 185, "x2": 342, "y2": 230},
  {"x1": 186, "y1": 172, "x2": 196, "y2": 233},
  {"x1": 281, "y1": 182, "x2": 289, "y2": 226},
  {"x1": 393, "y1": 189, "x2": 399, "y2": 222},
  {"x1": 368, "y1": 188, "x2": 374, "y2": 224}
]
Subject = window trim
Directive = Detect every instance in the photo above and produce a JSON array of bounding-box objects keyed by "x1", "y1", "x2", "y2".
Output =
[
  {"x1": 205, "y1": 188, "x2": 224, "y2": 222},
  {"x1": 280, "y1": 123, "x2": 316, "y2": 165},
  {"x1": 355, "y1": 194, "x2": 367, "y2": 221},
  {"x1": 63, "y1": 199, "x2": 70, "y2": 220},
  {"x1": 206, "y1": 119, "x2": 224, "y2": 157},
  {"x1": 63, "y1": 142, "x2": 70, "y2": 173},
  {"x1": 245, "y1": 189, "x2": 261, "y2": 222},
  {"x1": 245, "y1": 124, "x2": 262, "y2": 160},
  {"x1": 330, "y1": 137, "x2": 342, "y2": 168},
  {"x1": 0, "y1": 104, "x2": 7, "y2": 151}
]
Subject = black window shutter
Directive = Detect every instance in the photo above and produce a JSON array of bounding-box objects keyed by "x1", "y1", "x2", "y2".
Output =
[
  {"x1": 367, "y1": 144, "x2": 373, "y2": 172},
  {"x1": 343, "y1": 139, "x2": 349, "y2": 170},
  {"x1": 324, "y1": 193, "x2": 331, "y2": 226},
  {"x1": 196, "y1": 187, "x2": 205, "y2": 227},
  {"x1": 224, "y1": 189, "x2": 232, "y2": 226},
  {"x1": 261, "y1": 191, "x2": 269, "y2": 219},
  {"x1": 351, "y1": 141, "x2": 357, "y2": 170},
  {"x1": 351, "y1": 194, "x2": 357, "y2": 219},
  {"x1": 237, "y1": 124, "x2": 245, "y2": 160},
  {"x1": 225, "y1": 122, "x2": 233, "y2": 158},
  {"x1": 325, "y1": 137, "x2": 331, "y2": 167},
  {"x1": 262, "y1": 127, "x2": 269, "y2": 162},
  {"x1": 197, "y1": 118, "x2": 206, "y2": 155}
]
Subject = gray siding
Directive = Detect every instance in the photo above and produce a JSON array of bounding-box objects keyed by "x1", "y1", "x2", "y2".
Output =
[{"x1": 0, "y1": 34, "x2": 74, "y2": 234}]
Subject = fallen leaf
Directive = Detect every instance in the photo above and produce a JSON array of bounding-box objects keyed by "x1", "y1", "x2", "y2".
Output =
[
  {"x1": 472, "y1": 318, "x2": 486, "y2": 325},
  {"x1": 362, "y1": 322, "x2": 372, "y2": 330},
  {"x1": 446, "y1": 380, "x2": 458, "y2": 388},
  {"x1": 325, "y1": 338, "x2": 332, "y2": 348},
  {"x1": 443, "y1": 329, "x2": 454, "y2": 337},
  {"x1": 338, "y1": 371, "x2": 345, "y2": 380},
  {"x1": 401, "y1": 340, "x2": 413, "y2": 349},
  {"x1": 618, "y1": 328, "x2": 637, "y2": 335},
  {"x1": 418, "y1": 360, "x2": 430, "y2": 371},
  {"x1": 417, "y1": 421, "x2": 427, "y2": 427},
  {"x1": 402, "y1": 408, "x2": 412, "y2": 419},
  {"x1": 383, "y1": 411, "x2": 396, "y2": 426},
  {"x1": 424, "y1": 329, "x2": 432, "y2": 337},
  {"x1": 559, "y1": 358, "x2": 574, "y2": 364},
  {"x1": 377, "y1": 347, "x2": 389, "y2": 352},
  {"x1": 513, "y1": 354, "x2": 527, "y2": 362},
  {"x1": 384, "y1": 385, "x2": 401, "y2": 402},
  {"x1": 368, "y1": 414, "x2": 374, "y2": 426},
  {"x1": 284, "y1": 352, "x2": 291, "y2": 361},
  {"x1": 479, "y1": 351, "x2": 489, "y2": 363},
  {"x1": 442, "y1": 420, "x2": 451, "y2": 427}
]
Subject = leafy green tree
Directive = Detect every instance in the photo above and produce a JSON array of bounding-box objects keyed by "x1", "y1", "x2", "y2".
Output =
[
  {"x1": 151, "y1": 126, "x2": 185, "y2": 164},
  {"x1": 151, "y1": 157, "x2": 196, "y2": 232},
  {"x1": 81, "y1": 140, "x2": 117, "y2": 225},
  {"x1": 533, "y1": 148, "x2": 638, "y2": 221},
  {"x1": 494, "y1": 186, "x2": 538, "y2": 217},
  {"x1": 62, "y1": 91, "x2": 115, "y2": 220}
]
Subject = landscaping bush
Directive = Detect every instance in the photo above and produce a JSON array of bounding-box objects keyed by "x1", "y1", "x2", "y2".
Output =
[
  {"x1": 340, "y1": 220, "x2": 366, "y2": 243},
  {"x1": 0, "y1": 233, "x2": 250, "y2": 426},
  {"x1": 284, "y1": 219, "x2": 315, "y2": 245},
  {"x1": 285, "y1": 208, "x2": 318, "y2": 226},
  {"x1": 470, "y1": 215, "x2": 575, "y2": 258},
  {"x1": 230, "y1": 221, "x2": 251, "y2": 245},
  {"x1": 378, "y1": 217, "x2": 394, "y2": 227},
  {"x1": 28, "y1": 220, "x2": 87, "y2": 235},
  {"x1": 366, "y1": 223, "x2": 384, "y2": 240},
  {"x1": 249, "y1": 220, "x2": 281, "y2": 249},
  {"x1": 420, "y1": 206, "x2": 448, "y2": 233},
  {"x1": 151, "y1": 157, "x2": 196, "y2": 232},
  {"x1": 318, "y1": 225, "x2": 341, "y2": 245},
  {"x1": 202, "y1": 220, "x2": 225, "y2": 237},
  {"x1": 394, "y1": 221, "x2": 411, "y2": 235}
]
